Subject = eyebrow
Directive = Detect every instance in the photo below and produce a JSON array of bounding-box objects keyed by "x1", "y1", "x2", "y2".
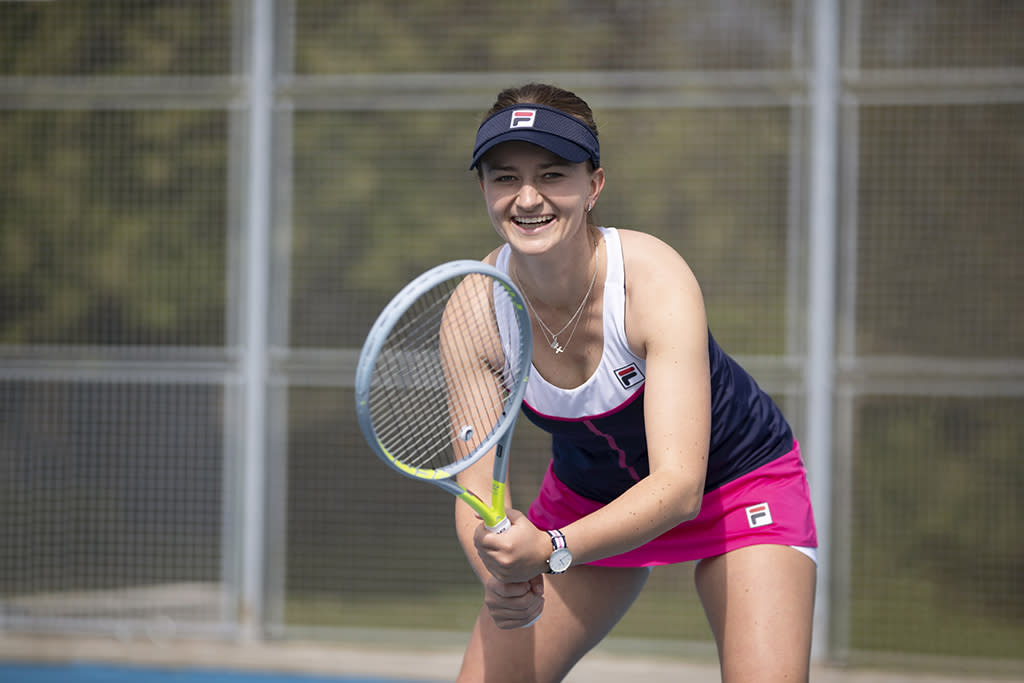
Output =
[{"x1": 486, "y1": 160, "x2": 570, "y2": 172}]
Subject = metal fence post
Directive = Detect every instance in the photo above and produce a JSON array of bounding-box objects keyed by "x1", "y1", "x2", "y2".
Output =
[
  {"x1": 239, "y1": 0, "x2": 275, "y2": 641},
  {"x1": 806, "y1": 0, "x2": 840, "y2": 661}
]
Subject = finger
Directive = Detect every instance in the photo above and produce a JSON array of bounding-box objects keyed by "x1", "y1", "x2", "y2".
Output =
[
  {"x1": 505, "y1": 508, "x2": 525, "y2": 522},
  {"x1": 486, "y1": 591, "x2": 544, "y2": 630},
  {"x1": 489, "y1": 579, "x2": 532, "y2": 599}
]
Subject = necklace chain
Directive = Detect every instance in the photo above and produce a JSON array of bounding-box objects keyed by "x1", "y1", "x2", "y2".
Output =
[{"x1": 514, "y1": 242, "x2": 599, "y2": 354}]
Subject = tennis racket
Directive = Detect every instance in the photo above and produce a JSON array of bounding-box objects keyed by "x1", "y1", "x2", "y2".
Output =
[{"x1": 355, "y1": 260, "x2": 532, "y2": 533}]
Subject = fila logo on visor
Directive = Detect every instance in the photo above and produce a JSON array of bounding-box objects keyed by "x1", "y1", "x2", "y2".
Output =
[
  {"x1": 745, "y1": 503, "x2": 773, "y2": 528},
  {"x1": 510, "y1": 110, "x2": 537, "y2": 128}
]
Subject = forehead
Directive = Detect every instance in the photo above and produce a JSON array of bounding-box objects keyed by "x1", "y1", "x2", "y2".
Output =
[{"x1": 479, "y1": 140, "x2": 570, "y2": 169}]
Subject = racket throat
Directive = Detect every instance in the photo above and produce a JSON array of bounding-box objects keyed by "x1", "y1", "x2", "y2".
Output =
[{"x1": 457, "y1": 488, "x2": 508, "y2": 533}]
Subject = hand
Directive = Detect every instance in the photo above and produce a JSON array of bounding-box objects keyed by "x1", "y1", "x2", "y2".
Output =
[
  {"x1": 483, "y1": 574, "x2": 545, "y2": 630},
  {"x1": 473, "y1": 509, "x2": 548, "y2": 583}
]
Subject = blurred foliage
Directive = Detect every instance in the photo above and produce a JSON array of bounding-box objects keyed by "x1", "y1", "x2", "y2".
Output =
[
  {"x1": 0, "y1": 109, "x2": 228, "y2": 345},
  {"x1": 859, "y1": 0, "x2": 1024, "y2": 69},
  {"x1": 0, "y1": 0, "x2": 1022, "y2": 664},
  {"x1": 292, "y1": 0, "x2": 797, "y2": 73},
  {"x1": 0, "y1": 0, "x2": 232, "y2": 76},
  {"x1": 856, "y1": 104, "x2": 1024, "y2": 357},
  {"x1": 288, "y1": 109, "x2": 498, "y2": 348},
  {"x1": 850, "y1": 397, "x2": 1024, "y2": 656},
  {"x1": 597, "y1": 107, "x2": 792, "y2": 354}
]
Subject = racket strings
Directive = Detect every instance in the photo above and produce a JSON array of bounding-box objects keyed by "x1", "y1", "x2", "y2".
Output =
[
  {"x1": 367, "y1": 274, "x2": 520, "y2": 473},
  {"x1": 373, "y1": 300, "x2": 500, "y2": 468},
  {"x1": 369, "y1": 294, "x2": 457, "y2": 469}
]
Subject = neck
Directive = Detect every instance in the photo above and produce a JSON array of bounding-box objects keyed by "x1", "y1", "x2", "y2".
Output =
[{"x1": 512, "y1": 227, "x2": 599, "y2": 311}]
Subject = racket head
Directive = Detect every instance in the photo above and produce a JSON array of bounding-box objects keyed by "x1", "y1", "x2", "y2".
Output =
[{"x1": 355, "y1": 260, "x2": 532, "y2": 485}]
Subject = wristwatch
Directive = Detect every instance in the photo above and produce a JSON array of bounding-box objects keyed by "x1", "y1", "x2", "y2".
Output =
[{"x1": 545, "y1": 529, "x2": 573, "y2": 574}]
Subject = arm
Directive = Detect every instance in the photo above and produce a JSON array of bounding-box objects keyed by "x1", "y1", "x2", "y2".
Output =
[{"x1": 560, "y1": 231, "x2": 711, "y2": 564}]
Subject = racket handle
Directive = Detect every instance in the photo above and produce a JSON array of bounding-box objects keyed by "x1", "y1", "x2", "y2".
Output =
[{"x1": 486, "y1": 516, "x2": 511, "y2": 534}]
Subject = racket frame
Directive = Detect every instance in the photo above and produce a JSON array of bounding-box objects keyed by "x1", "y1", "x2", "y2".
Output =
[{"x1": 355, "y1": 260, "x2": 532, "y2": 532}]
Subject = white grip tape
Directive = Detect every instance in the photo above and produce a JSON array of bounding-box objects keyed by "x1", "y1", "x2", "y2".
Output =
[{"x1": 487, "y1": 516, "x2": 511, "y2": 534}]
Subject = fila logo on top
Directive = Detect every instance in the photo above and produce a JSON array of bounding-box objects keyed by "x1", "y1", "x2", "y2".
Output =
[
  {"x1": 614, "y1": 363, "x2": 644, "y2": 389},
  {"x1": 745, "y1": 503, "x2": 773, "y2": 528},
  {"x1": 510, "y1": 110, "x2": 537, "y2": 128}
]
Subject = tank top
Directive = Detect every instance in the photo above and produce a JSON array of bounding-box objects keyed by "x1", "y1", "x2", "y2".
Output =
[{"x1": 496, "y1": 227, "x2": 793, "y2": 503}]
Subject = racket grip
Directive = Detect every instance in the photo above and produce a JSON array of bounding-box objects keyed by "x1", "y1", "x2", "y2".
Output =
[{"x1": 486, "y1": 516, "x2": 511, "y2": 534}]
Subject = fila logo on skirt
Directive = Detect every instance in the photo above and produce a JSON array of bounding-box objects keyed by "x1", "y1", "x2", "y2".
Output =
[{"x1": 745, "y1": 503, "x2": 774, "y2": 528}]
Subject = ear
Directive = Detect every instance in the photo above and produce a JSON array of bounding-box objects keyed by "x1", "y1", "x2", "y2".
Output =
[{"x1": 588, "y1": 167, "x2": 606, "y2": 206}]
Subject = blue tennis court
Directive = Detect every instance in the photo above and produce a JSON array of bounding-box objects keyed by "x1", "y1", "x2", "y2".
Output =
[{"x1": 0, "y1": 662, "x2": 430, "y2": 683}]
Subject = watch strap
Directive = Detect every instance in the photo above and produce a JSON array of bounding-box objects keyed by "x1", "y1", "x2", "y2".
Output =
[{"x1": 545, "y1": 529, "x2": 572, "y2": 574}]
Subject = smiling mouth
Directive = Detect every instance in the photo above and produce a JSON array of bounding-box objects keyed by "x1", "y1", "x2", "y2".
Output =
[{"x1": 513, "y1": 215, "x2": 555, "y2": 228}]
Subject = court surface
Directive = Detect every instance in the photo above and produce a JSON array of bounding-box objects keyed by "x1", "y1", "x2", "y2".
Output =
[
  {"x1": 0, "y1": 662, "x2": 427, "y2": 683},
  {"x1": 0, "y1": 637, "x2": 1016, "y2": 683}
]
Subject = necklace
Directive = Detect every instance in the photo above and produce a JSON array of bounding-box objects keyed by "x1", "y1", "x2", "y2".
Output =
[{"x1": 514, "y1": 241, "x2": 599, "y2": 354}]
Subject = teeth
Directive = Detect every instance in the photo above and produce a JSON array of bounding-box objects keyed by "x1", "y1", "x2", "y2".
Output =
[{"x1": 514, "y1": 216, "x2": 553, "y2": 225}]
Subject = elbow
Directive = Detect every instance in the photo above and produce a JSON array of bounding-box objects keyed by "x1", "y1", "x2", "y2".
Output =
[
  {"x1": 666, "y1": 473, "x2": 704, "y2": 524},
  {"x1": 648, "y1": 468, "x2": 704, "y2": 527},
  {"x1": 676, "y1": 489, "x2": 702, "y2": 523}
]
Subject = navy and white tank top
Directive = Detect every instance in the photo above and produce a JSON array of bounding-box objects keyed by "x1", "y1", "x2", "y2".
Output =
[{"x1": 496, "y1": 227, "x2": 793, "y2": 504}]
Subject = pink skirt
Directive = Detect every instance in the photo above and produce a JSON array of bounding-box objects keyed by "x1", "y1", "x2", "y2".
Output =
[{"x1": 527, "y1": 442, "x2": 817, "y2": 567}]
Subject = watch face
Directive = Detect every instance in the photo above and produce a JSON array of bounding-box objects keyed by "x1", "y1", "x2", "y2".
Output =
[{"x1": 549, "y1": 547, "x2": 573, "y2": 573}]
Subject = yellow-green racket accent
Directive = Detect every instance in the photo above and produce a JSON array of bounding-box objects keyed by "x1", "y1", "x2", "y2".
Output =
[
  {"x1": 368, "y1": 437, "x2": 507, "y2": 528},
  {"x1": 355, "y1": 261, "x2": 531, "y2": 533}
]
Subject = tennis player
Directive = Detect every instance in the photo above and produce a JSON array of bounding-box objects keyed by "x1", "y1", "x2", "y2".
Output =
[{"x1": 454, "y1": 83, "x2": 817, "y2": 683}]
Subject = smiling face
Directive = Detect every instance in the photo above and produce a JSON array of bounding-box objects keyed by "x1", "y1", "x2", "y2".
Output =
[{"x1": 478, "y1": 141, "x2": 604, "y2": 255}]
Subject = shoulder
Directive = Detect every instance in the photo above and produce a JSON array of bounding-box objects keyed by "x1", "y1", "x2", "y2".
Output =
[
  {"x1": 616, "y1": 229, "x2": 700, "y2": 294},
  {"x1": 616, "y1": 229, "x2": 706, "y2": 356}
]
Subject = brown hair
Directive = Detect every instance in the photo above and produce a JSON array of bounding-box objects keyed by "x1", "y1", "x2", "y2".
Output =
[{"x1": 483, "y1": 83, "x2": 600, "y2": 169}]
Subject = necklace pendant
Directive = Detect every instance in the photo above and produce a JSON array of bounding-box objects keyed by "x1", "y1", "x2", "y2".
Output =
[{"x1": 550, "y1": 339, "x2": 564, "y2": 354}]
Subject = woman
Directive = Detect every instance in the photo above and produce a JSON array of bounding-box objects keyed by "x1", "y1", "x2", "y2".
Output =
[{"x1": 455, "y1": 83, "x2": 817, "y2": 682}]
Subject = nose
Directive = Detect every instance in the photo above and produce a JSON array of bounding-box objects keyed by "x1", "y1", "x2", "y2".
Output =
[{"x1": 516, "y1": 183, "x2": 541, "y2": 211}]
